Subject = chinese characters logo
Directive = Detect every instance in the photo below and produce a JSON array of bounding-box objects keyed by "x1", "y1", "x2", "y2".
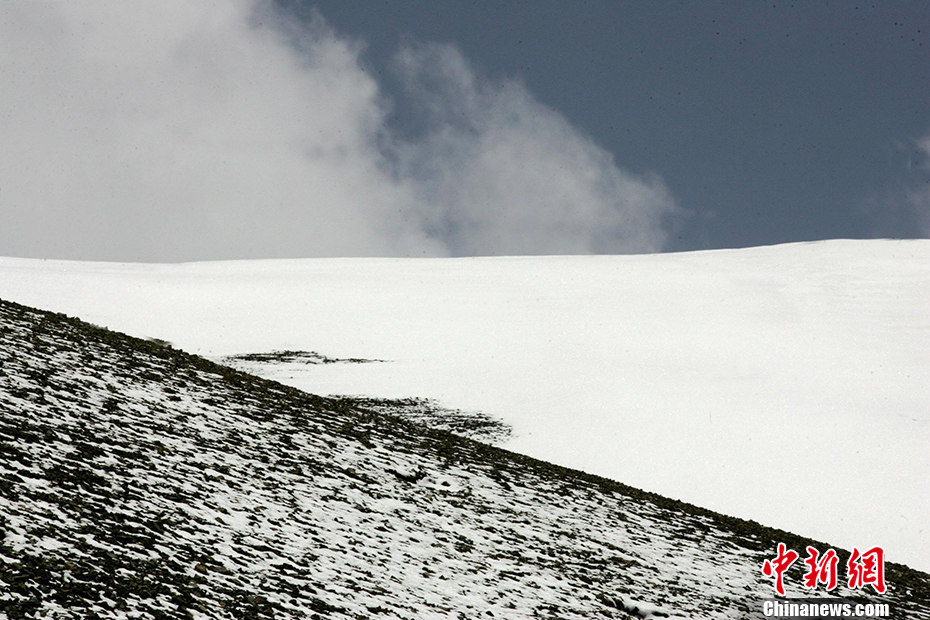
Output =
[{"x1": 762, "y1": 543, "x2": 885, "y2": 595}]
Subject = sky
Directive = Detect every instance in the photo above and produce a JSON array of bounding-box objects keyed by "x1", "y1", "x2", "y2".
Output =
[{"x1": 1, "y1": 1, "x2": 928, "y2": 261}]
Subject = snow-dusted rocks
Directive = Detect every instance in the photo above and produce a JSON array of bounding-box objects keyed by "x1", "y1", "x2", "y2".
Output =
[{"x1": 1, "y1": 298, "x2": 929, "y2": 618}]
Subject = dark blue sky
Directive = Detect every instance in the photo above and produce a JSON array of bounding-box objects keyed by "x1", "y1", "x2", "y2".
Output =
[{"x1": 280, "y1": 0, "x2": 930, "y2": 251}]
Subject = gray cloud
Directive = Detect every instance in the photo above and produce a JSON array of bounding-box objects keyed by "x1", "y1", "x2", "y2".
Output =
[
  {"x1": 907, "y1": 133, "x2": 930, "y2": 236},
  {"x1": 0, "y1": 1, "x2": 677, "y2": 261},
  {"x1": 865, "y1": 132, "x2": 930, "y2": 239}
]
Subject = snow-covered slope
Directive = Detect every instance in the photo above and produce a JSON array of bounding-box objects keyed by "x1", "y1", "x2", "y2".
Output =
[
  {"x1": 1, "y1": 240, "x2": 927, "y2": 572},
  {"x1": 2, "y1": 298, "x2": 929, "y2": 619}
]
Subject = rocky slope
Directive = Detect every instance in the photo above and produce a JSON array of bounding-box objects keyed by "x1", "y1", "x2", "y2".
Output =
[{"x1": 1, "y1": 298, "x2": 928, "y2": 619}]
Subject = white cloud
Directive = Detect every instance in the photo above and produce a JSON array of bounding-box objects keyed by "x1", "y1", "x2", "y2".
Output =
[
  {"x1": 0, "y1": 1, "x2": 677, "y2": 261},
  {"x1": 392, "y1": 44, "x2": 678, "y2": 255}
]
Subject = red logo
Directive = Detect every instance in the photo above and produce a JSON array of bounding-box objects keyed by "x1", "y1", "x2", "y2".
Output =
[
  {"x1": 847, "y1": 547, "x2": 886, "y2": 594},
  {"x1": 762, "y1": 544, "x2": 885, "y2": 595},
  {"x1": 762, "y1": 543, "x2": 799, "y2": 596},
  {"x1": 802, "y1": 546, "x2": 839, "y2": 591}
]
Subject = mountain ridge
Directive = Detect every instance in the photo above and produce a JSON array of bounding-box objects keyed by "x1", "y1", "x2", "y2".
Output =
[{"x1": 1, "y1": 296, "x2": 929, "y2": 619}]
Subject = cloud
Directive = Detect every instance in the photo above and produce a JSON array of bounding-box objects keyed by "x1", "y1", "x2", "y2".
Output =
[
  {"x1": 865, "y1": 132, "x2": 930, "y2": 239},
  {"x1": 0, "y1": 1, "x2": 677, "y2": 261},
  {"x1": 391, "y1": 44, "x2": 678, "y2": 256},
  {"x1": 906, "y1": 133, "x2": 930, "y2": 236}
]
